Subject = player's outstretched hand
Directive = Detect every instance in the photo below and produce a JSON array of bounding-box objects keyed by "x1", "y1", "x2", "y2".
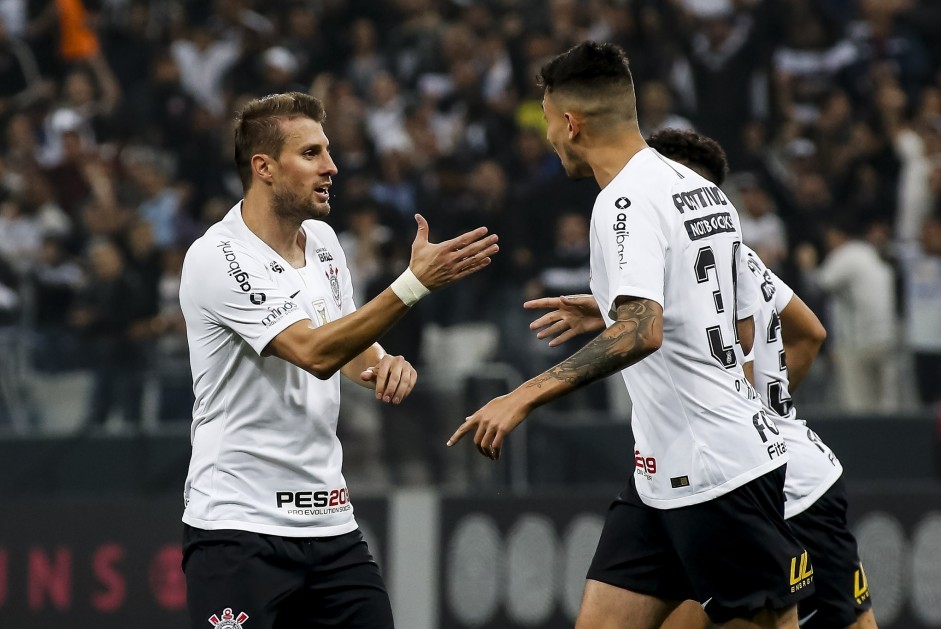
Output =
[
  {"x1": 523, "y1": 294, "x2": 605, "y2": 347},
  {"x1": 408, "y1": 214, "x2": 499, "y2": 290},
  {"x1": 360, "y1": 355, "x2": 417, "y2": 405},
  {"x1": 446, "y1": 393, "x2": 529, "y2": 461}
]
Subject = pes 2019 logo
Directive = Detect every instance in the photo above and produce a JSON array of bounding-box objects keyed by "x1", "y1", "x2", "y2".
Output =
[{"x1": 634, "y1": 450, "x2": 657, "y2": 480}]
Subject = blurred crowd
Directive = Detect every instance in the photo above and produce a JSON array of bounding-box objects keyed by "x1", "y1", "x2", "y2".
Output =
[{"x1": 1, "y1": 0, "x2": 940, "y2": 456}]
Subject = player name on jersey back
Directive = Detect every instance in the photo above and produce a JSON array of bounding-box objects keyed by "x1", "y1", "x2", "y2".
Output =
[{"x1": 589, "y1": 149, "x2": 788, "y2": 509}]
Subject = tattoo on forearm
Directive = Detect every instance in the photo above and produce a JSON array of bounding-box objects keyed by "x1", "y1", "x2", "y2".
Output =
[{"x1": 527, "y1": 299, "x2": 660, "y2": 390}]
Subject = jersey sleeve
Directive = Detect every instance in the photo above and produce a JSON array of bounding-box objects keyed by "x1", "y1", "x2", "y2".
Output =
[
  {"x1": 767, "y1": 268, "x2": 794, "y2": 312},
  {"x1": 735, "y1": 243, "x2": 761, "y2": 321},
  {"x1": 182, "y1": 237, "x2": 310, "y2": 355},
  {"x1": 595, "y1": 195, "x2": 667, "y2": 316}
]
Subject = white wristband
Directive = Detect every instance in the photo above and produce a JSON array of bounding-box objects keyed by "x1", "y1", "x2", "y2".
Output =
[{"x1": 390, "y1": 268, "x2": 430, "y2": 307}]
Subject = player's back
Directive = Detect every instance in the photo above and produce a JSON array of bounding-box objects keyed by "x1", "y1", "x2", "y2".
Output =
[
  {"x1": 739, "y1": 245, "x2": 843, "y2": 517},
  {"x1": 589, "y1": 148, "x2": 787, "y2": 509}
]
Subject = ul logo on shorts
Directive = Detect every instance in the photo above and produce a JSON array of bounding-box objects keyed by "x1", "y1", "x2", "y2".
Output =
[{"x1": 208, "y1": 607, "x2": 249, "y2": 628}]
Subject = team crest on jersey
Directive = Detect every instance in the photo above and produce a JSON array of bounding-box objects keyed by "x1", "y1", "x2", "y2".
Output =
[
  {"x1": 325, "y1": 264, "x2": 342, "y2": 308},
  {"x1": 208, "y1": 607, "x2": 249, "y2": 628},
  {"x1": 269, "y1": 260, "x2": 284, "y2": 273}
]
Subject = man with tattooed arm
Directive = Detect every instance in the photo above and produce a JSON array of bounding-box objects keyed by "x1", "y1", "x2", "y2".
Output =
[{"x1": 447, "y1": 42, "x2": 811, "y2": 629}]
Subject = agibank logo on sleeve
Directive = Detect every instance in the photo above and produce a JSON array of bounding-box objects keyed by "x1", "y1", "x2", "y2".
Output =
[
  {"x1": 217, "y1": 241, "x2": 252, "y2": 292},
  {"x1": 612, "y1": 212, "x2": 630, "y2": 268}
]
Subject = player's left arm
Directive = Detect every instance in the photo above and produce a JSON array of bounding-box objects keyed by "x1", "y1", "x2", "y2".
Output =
[
  {"x1": 448, "y1": 296, "x2": 662, "y2": 459},
  {"x1": 340, "y1": 342, "x2": 417, "y2": 405},
  {"x1": 778, "y1": 292, "x2": 826, "y2": 392}
]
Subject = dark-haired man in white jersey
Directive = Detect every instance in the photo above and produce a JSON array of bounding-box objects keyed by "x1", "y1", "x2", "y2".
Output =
[
  {"x1": 179, "y1": 92, "x2": 499, "y2": 629},
  {"x1": 527, "y1": 128, "x2": 876, "y2": 629},
  {"x1": 448, "y1": 43, "x2": 810, "y2": 628}
]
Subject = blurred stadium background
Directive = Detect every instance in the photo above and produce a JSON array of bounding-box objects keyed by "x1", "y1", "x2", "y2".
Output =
[{"x1": 1, "y1": 0, "x2": 940, "y2": 627}]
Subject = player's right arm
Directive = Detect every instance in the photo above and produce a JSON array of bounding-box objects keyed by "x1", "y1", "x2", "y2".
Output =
[
  {"x1": 185, "y1": 214, "x2": 498, "y2": 381},
  {"x1": 448, "y1": 295, "x2": 663, "y2": 459},
  {"x1": 266, "y1": 214, "x2": 498, "y2": 378}
]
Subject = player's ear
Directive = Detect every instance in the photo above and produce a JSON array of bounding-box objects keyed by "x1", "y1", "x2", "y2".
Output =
[
  {"x1": 564, "y1": 112, "x2": 580, "y2": 140},
  {"x1": 252, "y1": 154, "x2": 275, "y2": 185}
]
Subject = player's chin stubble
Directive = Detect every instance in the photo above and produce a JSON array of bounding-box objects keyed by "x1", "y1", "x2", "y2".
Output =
[
  {"x1": 272, "y1": 186, "x2": 330, "y2": 224},
  {"x1": 558, "y1": 145, "x2": 593, "y2": 181}
]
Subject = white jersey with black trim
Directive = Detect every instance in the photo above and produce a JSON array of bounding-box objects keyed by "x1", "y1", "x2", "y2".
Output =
[
  {"x1": 740, "y1": 246, "x2": 843, "y2": 518},
  {"x1": 589, "y1": 148, "x2": 787, "y2": 509},
  {"x1": 180, "y1": 203, "x2": 358, "y2": 537}
]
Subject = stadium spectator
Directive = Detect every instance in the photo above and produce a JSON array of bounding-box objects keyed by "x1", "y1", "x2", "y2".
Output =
[
  {"x1": 169, "y1": 20, "x2": 239, "y2": 116},
  {"x1": 71, "y1": 238, "x2": 148, "y2": 429},
  {"x1": 734, "y1": 172, "x2": 788, "y2": 270},
  {"x1": 337, "y1": 202, "x2": 394, "y2": 307},
  {"x1": 0, "y1": 16, "x2": 46, "y2": 116},
  {"x1": 29, "y1": 234, "x2": 83, "y2": 371},
  {"x1": 637, "y1": 81, "x2": 693, "y2": 137},
  {"x1": 797, "y1": 218, "x2": 899, "y2": 413},
  {"x1": 899, "y1": 211, "x2": 941, "y2": 406}
]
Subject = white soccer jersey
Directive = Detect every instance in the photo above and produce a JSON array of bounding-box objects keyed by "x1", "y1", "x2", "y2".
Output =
[
  {"x1": 589, "y1": 148, "x2": 787, "y2": 509},
  {"x1": 179, "y1": 203, "x2": 359, "y2": 537},
  {"x1": 740, "y1": 246, "x2": 843, "y2": 518}
]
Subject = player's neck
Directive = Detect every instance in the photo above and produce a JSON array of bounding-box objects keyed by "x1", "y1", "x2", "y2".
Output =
[
  {"x1": 241, "y1": 193, "x2": 306, "y2": 265},
  {"x1": 589, "y1": 132, "x2": 648, "y2": 189}
]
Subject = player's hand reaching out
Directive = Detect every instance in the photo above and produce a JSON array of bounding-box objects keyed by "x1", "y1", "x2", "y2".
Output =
[
  {"x1": 360, "y1": 354, "x2": 417, "y2": 405},
  {"x1": 447, "y1": 392, "x2": 531, "y2": 461},
  {"x1": 408, "y1": 214, "x2": 499, "y2": 290},
  {"x1": 524, "y1": 294, "x2": 605, "y2": 346}
]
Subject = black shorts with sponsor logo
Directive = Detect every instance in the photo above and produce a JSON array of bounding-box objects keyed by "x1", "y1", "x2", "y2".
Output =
[
  {"x1": 788, "y1": 477, "x2": 872, "y2": 628},
  {"x1": 587, "y1": 466, "x2": 813, "y2": 624},
  {"x1": 183, "y1": 525, "x2": 393, "y2": 629}
]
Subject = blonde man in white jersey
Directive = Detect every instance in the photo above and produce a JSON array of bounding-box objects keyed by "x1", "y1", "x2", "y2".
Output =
[
  {"x1": 179, "y1": 92, "x2": 499, "y2": 629},
  {"x1": 528, "y1": 128, "x2": 876, "y2": 629},
  {"x1": 448, "y1": 42, "x2": 810, "y2": 628}
]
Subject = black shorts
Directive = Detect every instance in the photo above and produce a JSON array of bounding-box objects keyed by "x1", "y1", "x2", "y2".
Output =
[
  {"x1": 587, "y1": 466, "x2": 814, "y2": 624},
  {"x1": 182, "y1": 525, "x2": 393, "y2": 629},
  {"x1": 788, "y1": 477, "x2": 872, "y2": 628}
]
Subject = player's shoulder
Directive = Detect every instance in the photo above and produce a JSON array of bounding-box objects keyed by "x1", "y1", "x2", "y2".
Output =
[
  {"x1": 186, "y1": 215, "x2": 249, "y2": 265},
  {"x1": 598, "y1": 149, "x2": 702, "y2": 216},
  {"x1": 182, "y1": 210, "x2": 271, "y2": 290},
  {"x1": 741, "y1": 244, "x2": 767, "y2": 273},
  {"x1": 594, "y1": 151, "x2": 659, "y2": 218}
]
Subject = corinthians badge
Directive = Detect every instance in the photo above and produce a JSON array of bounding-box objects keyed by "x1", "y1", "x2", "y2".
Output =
[
  {"x1": 208, "y1": 607, "x2": 249, "y2": 628},
  {"x1": 325, "y1": 264, "x2": 342, "y2": 309}
]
